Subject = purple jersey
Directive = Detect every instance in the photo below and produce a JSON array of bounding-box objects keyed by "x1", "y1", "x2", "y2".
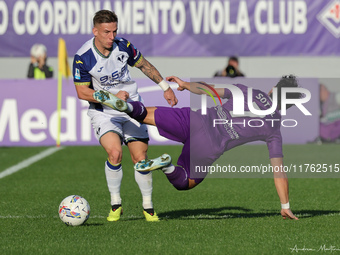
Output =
[
  {"x1": 155, "y1": 83, "x2": 283, "y2": 183},
  {"x1": 198, "y1": 84, "x2": 283, "y2": 159}
]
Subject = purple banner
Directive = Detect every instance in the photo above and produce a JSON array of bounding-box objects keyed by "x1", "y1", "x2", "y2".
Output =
[
  {"x1": 0, "y1": 0, "x2": 340, "y2": 57},
  {"x1": 0, "y1": 78, "x2": 189, "y2": 146},
  {"x1": 0, "y1": 77, "x2": 319, "y2": 146}
]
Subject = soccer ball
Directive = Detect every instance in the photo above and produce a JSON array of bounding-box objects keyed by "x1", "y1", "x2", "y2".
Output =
[{"x1": 58, "y1": 195, "x2": 90, "y2": 226}]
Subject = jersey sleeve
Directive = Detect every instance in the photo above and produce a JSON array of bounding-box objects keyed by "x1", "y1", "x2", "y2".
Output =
[
  {"x1": 266, "y1": 130, "x2": 284, "y2": 158},
  {"x1": 223, "y1": 88, "x2": 231, "y2": 99},
  {"x1": 116, "y1": 38, "x2": 142, "y2": 67},
  {"x1": 73, "y1": 54, "x2": 92, "y2": 85},
  {"x1": 223, "y1": 84, "x2": 248, "y2": 99}
]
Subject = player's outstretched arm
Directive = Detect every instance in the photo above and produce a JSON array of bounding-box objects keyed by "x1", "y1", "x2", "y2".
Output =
[
  {"x1": 135, "y1": 57, "x2": 178, "y2": 107},
  {"x1": 75, "y1": 84, "x2": 100, "y2": 103},
  {"x1": 166, "y1": 76, "x2": 225, "y2": 97},
  {"x1": 271, "y1": 157, "x2": 299, "y2": 220}
]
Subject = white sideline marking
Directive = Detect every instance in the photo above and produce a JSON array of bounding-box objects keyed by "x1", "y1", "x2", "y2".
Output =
[{"x1": 0, "y1": 146, "x2": 64, "y2": 179}]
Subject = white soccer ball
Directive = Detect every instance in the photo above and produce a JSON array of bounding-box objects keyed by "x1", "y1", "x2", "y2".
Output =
[{"x1": 58, "y1": 195, "x2": 90, "y2": 226}]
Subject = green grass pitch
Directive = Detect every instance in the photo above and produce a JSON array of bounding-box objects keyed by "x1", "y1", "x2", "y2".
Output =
[{"x1": 0, "y1": 144, "x2": 339, "y2": 254}]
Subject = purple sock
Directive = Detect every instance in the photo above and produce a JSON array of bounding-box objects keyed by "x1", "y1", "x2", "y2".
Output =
[
  {"x1": 128, "y1": 101, "x2": 147, "y2": 122},
  {"x1": 165, "y1": 166, "x2": 189, "y2": 190}
]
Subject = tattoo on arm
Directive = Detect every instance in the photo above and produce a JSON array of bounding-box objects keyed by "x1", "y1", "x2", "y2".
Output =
[{"x1": 137, "y1": 58, "x2": 163, "y2": 83}]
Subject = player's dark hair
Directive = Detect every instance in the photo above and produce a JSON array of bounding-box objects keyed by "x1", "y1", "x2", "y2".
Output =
[
  {"x1": 93, "y1": 10, "x2": 118, "y2": 26},
  {"x1": 271, "y1": 75, "x2": 303, "y2": 110}
]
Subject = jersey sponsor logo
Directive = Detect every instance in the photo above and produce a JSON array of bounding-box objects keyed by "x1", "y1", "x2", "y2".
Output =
[
  {"x1": 97, "y1": 67, "x2": 103, "y2": 72},
  {"x1": 99, "y1": 66, "x2": 128, "y2": 85},
  {"x1": 75, "y1": 68, "x2": 81, "y2": 80},
  {"x1": 76, "y1": 60, "x2": 83, "y2": 64},
  {"x1": 318, "y1": 0, "x2": 340, "y2": 38},
  {"x1": 99, "y1": 76, "x2": 109, "y2": 83}
]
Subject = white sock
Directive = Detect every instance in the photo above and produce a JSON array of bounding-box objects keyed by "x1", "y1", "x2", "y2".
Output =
[
  {"x1": 105, "y1": 160, "x2": 123, "y2": 206},
  {"x1": 126, "y1": 102, "x2": 133, "y2": 113},
  {"x1": 162, "y1": 164, "x2": 175, "y2": 174},
  {"x1": 134, "y1": 170, "x2": 153, "y2": 209}
]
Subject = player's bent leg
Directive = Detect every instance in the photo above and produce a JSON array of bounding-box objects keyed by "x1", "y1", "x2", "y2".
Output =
[
  {"x1": 164, "y1": 166, "x2": 189, "y2": 190},
  {"x1": 143, "y1": 107, "x2": 157, "y2": 126},
  {"x1": 127, "y1": 140, "x2": 159, "y2": 221},
  {"x1": 126, "y1": 101, "x2": 157, "y2": 126},
  {"x1": 100, "y1": 132, "x2": 124, "y2": 164},
  {"x1": 126, "y1": 101, "x2": 148, "y2": 122},
  {"x1": 105, "y1": 160, "x2": 123, "y2": 222},
  {"x1": 164, "y1": 166, "x2": 203, "y2": 190},
  {"x1": 127, "y1": 140, "x2": 148, "y2": 164},
  {"x1": 100, "y1": 132, "x2": 124, "y2": 221},
  {"x1": 188, "y1": 178, "x2": 199, "y2": 189}
]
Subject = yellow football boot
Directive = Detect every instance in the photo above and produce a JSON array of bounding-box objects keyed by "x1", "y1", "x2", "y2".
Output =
[
  {"x1": 143, "y1": 209, "x2": 159, "y2": 222},
  {"x1": 107, "y1": 205, "x2": 123, "y2": 222}
]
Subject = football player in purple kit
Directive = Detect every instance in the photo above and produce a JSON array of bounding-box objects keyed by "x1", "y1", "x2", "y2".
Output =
[
  {"x1": 73, "y1": 10, "x2": 178, "y2": 222},
  {"x1": 98, "y1": 75, "x2": 301, "y2": 220}
]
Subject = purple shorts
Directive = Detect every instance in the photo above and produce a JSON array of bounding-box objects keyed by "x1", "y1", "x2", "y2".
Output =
[{"x1": 154, "y1": 107, "x2": 209, "y2": 184}]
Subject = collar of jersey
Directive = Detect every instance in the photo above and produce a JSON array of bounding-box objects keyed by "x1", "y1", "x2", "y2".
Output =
[{"x1": 93, "y1": 38, "x2": 114, "y2": 59}]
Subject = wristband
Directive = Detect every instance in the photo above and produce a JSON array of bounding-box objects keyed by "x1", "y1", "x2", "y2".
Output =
[
  {"x1": 281, "y1": 202, "x2": 290, "y2": 209},
  {"x1": 158, "y1": 80, "x2": 170, "y2": 91}
]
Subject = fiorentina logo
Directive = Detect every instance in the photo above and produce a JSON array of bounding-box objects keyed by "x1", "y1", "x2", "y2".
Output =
[{"x1": 317, "y1": 0, "x2": 340, "y2": 38}]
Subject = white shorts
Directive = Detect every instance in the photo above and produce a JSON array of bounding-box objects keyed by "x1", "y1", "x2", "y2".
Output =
[{"x1": 88, "y1": 109, "x2": 149, "y2": 144}]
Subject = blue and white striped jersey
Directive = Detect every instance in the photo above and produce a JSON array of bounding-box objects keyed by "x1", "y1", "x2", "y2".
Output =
[{"x1": 73, "y1": 37, "x2": 143, "y2": 105}]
